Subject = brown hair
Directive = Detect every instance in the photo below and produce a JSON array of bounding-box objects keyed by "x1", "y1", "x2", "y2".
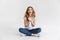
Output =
[{"x1": 24, "y1": 6, "x2": 36, "y2": 27}]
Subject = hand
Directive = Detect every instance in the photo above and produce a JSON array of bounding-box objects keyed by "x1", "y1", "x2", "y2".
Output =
[{"x1": 28, "y1": 17, "x2": 32, "y2": 22}]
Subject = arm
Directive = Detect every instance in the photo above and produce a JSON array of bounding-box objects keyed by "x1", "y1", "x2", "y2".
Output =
[
  {"x1": 31, "y1": 18, "x2": 36, "y2": 27},
  {"x1": 24, "y1": 17, "x2": 29, "y2": 27}
]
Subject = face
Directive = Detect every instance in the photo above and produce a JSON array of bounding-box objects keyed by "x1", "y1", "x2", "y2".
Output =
[{"x1": 28, "y1": 7, "x2": 33, "y2": 15}]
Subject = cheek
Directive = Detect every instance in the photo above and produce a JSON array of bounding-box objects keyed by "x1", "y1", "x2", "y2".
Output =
[
  {"x1": 30, "y1": 10, "x2": 33, "y2": 12},
  {"x1": 28, "y1": 10, "x2": 31, "y2": 12},
  {"x1": 29, "y1": 10, "x2": 33, "y2": 13}
]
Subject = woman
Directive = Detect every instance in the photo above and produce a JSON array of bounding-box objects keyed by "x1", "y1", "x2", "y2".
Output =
[{"x1": 19, "y1": 6, "x2": 41, "y2": 37}]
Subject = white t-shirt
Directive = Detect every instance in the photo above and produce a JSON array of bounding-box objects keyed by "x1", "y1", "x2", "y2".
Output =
[{"x1": 25, "y1": 17, "x2": 37, "y2": 30}]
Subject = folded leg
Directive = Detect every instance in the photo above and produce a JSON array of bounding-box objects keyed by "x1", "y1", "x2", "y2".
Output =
[
  {"x1": 30, "y1": 28, "x2": 41, "y2": 34},
  {"x1": 19, "y1": 28, "x2": 32, "y2": 36}
]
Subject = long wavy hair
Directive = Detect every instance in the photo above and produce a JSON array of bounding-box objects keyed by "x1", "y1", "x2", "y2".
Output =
[{"x1": 24, "y1": 6, "x2": 36, "y2": 27}]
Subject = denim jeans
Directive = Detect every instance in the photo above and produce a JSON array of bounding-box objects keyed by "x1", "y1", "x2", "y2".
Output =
[{"x1": 19, "y1": 28, "x2": 41, "y2": 36}]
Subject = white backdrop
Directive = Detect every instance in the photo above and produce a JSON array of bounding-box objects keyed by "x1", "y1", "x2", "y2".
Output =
[{"x1": 0, "y1": 0, "x2": 60, "y2": 40}]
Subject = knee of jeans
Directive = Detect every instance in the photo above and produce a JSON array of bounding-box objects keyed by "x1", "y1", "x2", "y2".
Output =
[
  {"x1": 37, "y1": 28, "x2": 41, "y2": 33},
  {"x1": 19, "y1": 28, "x2": 23, "y2": 32}
]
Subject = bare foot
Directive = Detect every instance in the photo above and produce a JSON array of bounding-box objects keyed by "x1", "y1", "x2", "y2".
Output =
[{"x1": 31, "y1": 34, "x2": 40, "y2": 37}]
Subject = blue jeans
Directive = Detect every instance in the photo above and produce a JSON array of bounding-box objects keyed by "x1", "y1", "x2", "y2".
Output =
[{"x1": 19, "y1": 28, "x2": 41, "y2": 36}]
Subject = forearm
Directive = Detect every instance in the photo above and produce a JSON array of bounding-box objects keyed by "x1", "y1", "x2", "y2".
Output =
[
  {"x1": 24, "y1": 22, "x2": 28, "y2": 27},
  {"x1": 31, "y1": 21, "x2": 35, "y2": 27}
]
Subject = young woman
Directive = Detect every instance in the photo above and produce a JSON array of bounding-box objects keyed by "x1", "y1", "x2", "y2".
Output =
[{"x1": 19, "y1": 6, "x2": 41, "y2": 37}]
